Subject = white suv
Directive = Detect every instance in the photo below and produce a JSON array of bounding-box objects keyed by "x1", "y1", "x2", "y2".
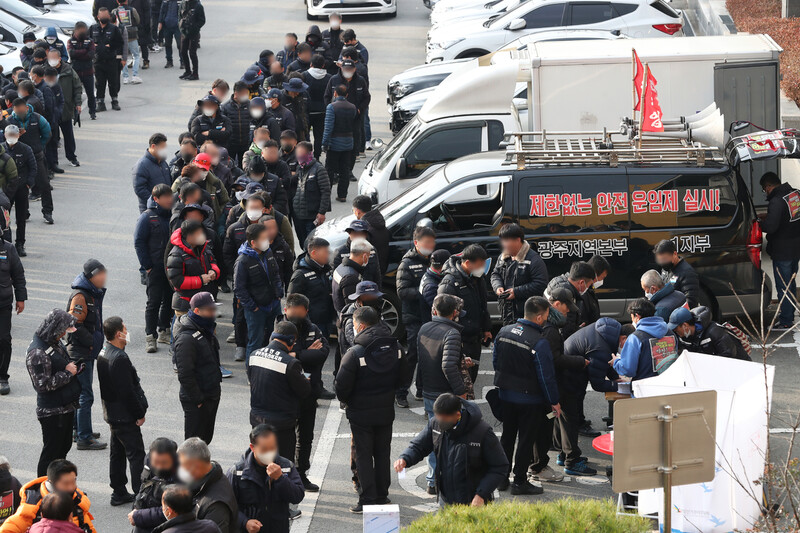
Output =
[
  {"x1": 426, "y1": 0, "x2": 682, "y2": 62},
  {"x1": 431, "y1": 0, "x2": 527, "y2": 27},
  {"x1": 306, "y1": 0, "x2": 396, "y2": 19}
]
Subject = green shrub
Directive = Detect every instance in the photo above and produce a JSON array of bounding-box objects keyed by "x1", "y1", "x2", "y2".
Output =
[{"x1": 402, "y1": 498, "x2": 651, "y2": 533}]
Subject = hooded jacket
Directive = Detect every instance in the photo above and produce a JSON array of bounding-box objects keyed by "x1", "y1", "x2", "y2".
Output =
[
  {"x1": 396, "y1": 247, "x2": 430, "y2": 324},
  {"x1": 25, "y1": 312, "x2": 80, "y2": 419},
  {"x1": 43, "y1": 28, "x2": 69, "y2": 63},
  {"x1": 614, "y1": 315, "x2": 673, "y2": 381},
  {"x1": 0, "y1": 239, "x2": 25, "y2": 308},
  {"x1": 134, "y1": 197, "x2": 172, "y2": 272},
  {"x1": 66, "y1": 273, "x2": 106, "y2": 361},
  {"x1": 399, "y1": 400, "x2": 508, "y2": 505},
  {"x1": 762, "y1": 181, "x2": 800, "y2": 261},
  {"x1": 173, "y1": 313, "x2": 221, "y2": 404},
  {"x1": 490, "y1": 241, "x2": 548, "y2": 325},
  {"x1": 233, "y1": 242, "x2": 283, "y2": 313},
  {"x1": 677, "y1": 306, "x2": 751, "y2": 361},
  {"x1": 287, "y1": 253, "x2": 334, "y2": 328},
  {"x1": 0, "y1": 476, "x2": 96, "y2": 533},
  {"x1": 226, "y1": 450, "x2": 304, "y2": 533},
  {"x1": 335, "y1": 323, "x2": 406, "y2": 425},
  {"x1": 650, "y1": 283, "x2": 686, "y2": 321},
  {"x1": 97, "y1": 342, "x2": 148, "y2": 425},
  {"x1": 417, "y1": 315, "x2": 465, "y2": 399},
  {"x1": 545, "y1": 274, "x2": 584, "y2": 338},
  {"x1": 302, "y1": 67, "x2": 331, "y2": 114},
  {"x1": 304, "y1": 25, "x2": 332, "y2": 70},
  {"x1": 132, "y1": 455, "x2": 179, "y2": 533},
  {"x1": 166, "y1": 228, "x2": 220, "y2": 312},
  {"x1": 563, "y1": 317, "x2": 621, "y2": 393},
  {"x1": 438, "y1": 256, "x2": 490, "y2": 339},
  {"x1": 133, "y1": 150, "x2": 172, "y2": 212}
]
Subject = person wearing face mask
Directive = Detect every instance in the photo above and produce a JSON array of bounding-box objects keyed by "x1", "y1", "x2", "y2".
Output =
[
  {"x1": 223, "y1": 192, "x2": 268, "y2": 282},
  {"x1": 303, "y1": 26, "x2": 332, "y2": 72},
  {"x1": 288, "y1": 237, "x2": 334, "y2": 335},
  {"x1": 248, "y1": 100, "x2": 281, "y2": 145},
  {"x1": 490, "y1": 223, "x2": 548, "y2": 326},
  {"x1": 128, "y1": 438, "x2": 179, "y2": 533},
  {"x1": 89, "y1": 7, "x2": 124, "y2": 112},
  {"x1": 9, "y1": 98, "x2": 53, "y2": 224},
  {"x1": 242, "y1": 126, "x2": 270, "y2": 171},
  {"x1": 395, "y1": 226, "x2": 436, "y2": 407},
  {"x1": 338, "y1": 280, "x2": 385, "y2": 357},
  {"x1": 173, "y1": 293, "x2": 223, "y2": 443},
  {"x1": 174, "y1": 438, "x2": 237, "y2": 533},
  {"x1": 221, "y1": 81, "x2": 252, "y2": 166},
  {"x1": 263, "y1": 60, "x2": 286, "y2": 91},
  {"x1": 261, "y1": 141, "x2": 293, "y2": 208},
  {"x1": 396, "y1": 393, "x2": 507, "y2": 508},
  {"x1": 113, "y1": 0, "x2": 142, "y2": 85},
  {"x1": 335, "y1": 306, "x2": 405, "y2": 513},
  {"x1": 45, "y1": 63, "x2": 81, "y2": 172},
  {"x1": 276, "y1": 294, "x2": 329, "y2": 491},
  {"x1": 188, "y1": 151, "x2": 229, "y2": 221},
  {"x1": 287, "y1": 43, "x2": 312, "y2": 75},
  {"x1": 322, "y1": 13, "x2": 344, "y2": 73},
  {"x1": 416, "y1": 294, "x2": 468, "y2": 494},
  {"x1": 653, "y1": 239, "x2": 701, "y2": 309},
  {"x1": 190, "y1": 95, "x2": 232, "y2": 149},
  {"x1": 324, "y1": 59, "x2": 369, "y2": 160},
  {"x1": 264, "y1": 89, "x2": 295, "y2": 135},
  {"x1": 279, "y1": 130, "x2": 298, "y2": 176},
  {"x1": 19, "y1": 33, "x2": 37, "y2": 71},
  {"x1": 152, "y1": 485, "x2": 222, "y2": 533},
  {"x1": 187, "y1": 79, "x2": 230, "y2": 129},
  {"x1": 437, "y1": 245, "x2": 491, "y2": 383},
  {"x1": 2, "y1": 125, "x2": 36, "y2": 258},
  {"x1": 332, "y1": 221, "x2": 381, "y2": 284},
  {"x1": 641, "y1": 269, "x2": 686, "y2": 321},
  {"x1": 582, "y1": 255, "x2": 610, "y2": 326},
  {"x1": 248, "y1": 322, "x2": 312, "y2": 458},
  {"x1": 246, "y1": 157, "x2": 288, "y2": 217},
  {"x1": 96, "y1": 316, "x2": 148, "y2": 506},
  {"x1": 545, "y1": 261, "x2": 596, "y2": 339},
  {"x1": 668, "y1": 306, "x2": 750, "y2": 361},
  {"x1": 168, "y1": 138, "x2": 197, "y2": 181},
  {"x1": 227, "y1": 424, "x2": 305, "y2": 533},
  {"x1": 67, "y1": 22, "x2": 97, "y2": 120},
  {"x1": 303, "y1": 55, "x2": 332, "y2": 159},
  {"x1": 291, "y1": 141, "x2": 329, "y2": 243},
  {"x1": 611, "y1": 297, "x2": 675, "y2": 381},
  {"x1": 322, "y1": 83, "x2": 356, "y2": 202},
  {"x1": 331, "y1": 238, "x2": 373, "y2": 315},
  {"x1": 133, "y1": 133, "x2": 172, "y2": 212},
  {"x1": 28, "y1": 67, "x2": 56, "y2": 139},
  {"x1": 167, "y1": 220, "x2": 219, "y2": 319},
  {"x1": 234, "y1": 224, "x2": 284, "y2": 367},
  {"x1": 352, "y1": 195, "x2": 390, "y2": 275},
  {"x1": 419, "y1": 250, "x2": 451, "y2": 321},
  {"x1": 280, "y1": 76, "x2": 309, "y2": 142},
  {"x1": 263, "y1": 216, "x2": 293, "y2": 285},
  {"x1": 42, "y1": 28, "x2": 69, "y2": 64}
]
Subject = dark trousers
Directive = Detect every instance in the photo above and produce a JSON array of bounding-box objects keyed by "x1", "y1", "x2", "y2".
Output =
[
  {"x1": 531, "y1": 416, "x2": 554, "y2": 473},
  {"x1": 295, "y1": 396, "x2": 317, "y2": 474},
  {"x1": 0, "y1": 304, "x2": 11, "y2": 381},
  {"x1": 233, "y1": 299, "x2": 247, "y2": 348},
  {"x1": 500, "y1": 401, "x2": 548, "y2": 484},
  {"x1": 350, "y1": 421, "x2": 392, "y2": 505},
  {"x1": 79, "y1": 74, "x2": 96, "y2": 115},
  {"x1": 250, "y1": 413, "x2": 297, "y2": 459},
  {"x1": 59, "y1": 120, "x2": 77, "y2": 162},
  {"x1": 228, "y1": 144, "x2": 248, "y2": 168},
  {"x1": 95, "y1": 60, "x2": 121, "y2": 100},
  {"x1": 45, "y1": 121, "x2": 59, "y2": 169},
  {"x1": 462, "y1": 336, "x2": 482, "y2": 384},
  {"x1": 163, "y1": 25, "x2": 181, "y2": 62},
  {"x1": 774, "y1": 259, "x2": 799, "y2": 326},
  {"x1": 109, "y1": 423, "x2": 145, "y2": 494},
  {"x1": 38, "y1": 412, "x2": 74, "y2": 476},
  {"x1": 327, "y1": 149, "x2": 354, "y2": 200},
  {"x1": 180, "y1": 35, "x2": 199, "y2": 75},
  {"x1": 74, "y1": 359, "x2": 95, "y2": 442},
  {"x1": 309, "y1": 112, "x2": 325, "y2": 159},
  {"x1": 397, "y1": 321, "x2": 420, "y2": 398},
  {"x1": 8, "y1": 183, "x2": 26, "y2": 247},
  {"x1": 292, "y1": 216, "x2": 316, "y2": 249},
  {"x1": 553, "y1": 389, "x2": 582, "y2": 468},
  {"x1": 145, "y1": 270, "x2": 173, "y2": 336},
  {"x1": 351, "y1": 114, "x2": 365, "y2": 160},
  {"x1": 33, "y1": 151, "x2": 53, "y2": 216},
  {"x1": 182, "y1": 396, "x2": 220, "y2": 444}
]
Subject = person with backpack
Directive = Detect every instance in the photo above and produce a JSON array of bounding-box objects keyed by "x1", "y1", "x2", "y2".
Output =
[
  {"x1": 611, "y1": 298, "x2": 678, "y2": 380},
  {"x1": 668, "y1": 307, "x2": 751, "y2": 361}
]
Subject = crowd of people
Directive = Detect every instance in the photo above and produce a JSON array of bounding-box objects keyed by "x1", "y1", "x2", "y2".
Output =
[{"x1": 0, "y1": 0, "x2": 795, "y2": 531}]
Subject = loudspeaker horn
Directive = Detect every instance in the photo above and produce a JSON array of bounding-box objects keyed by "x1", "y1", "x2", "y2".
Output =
[
  {"x1": 684, "y1": 103, "x2": 719, "y2": 124},
  {"x1": 689, "y1": 112, "x2": 725, "y2": 148}
]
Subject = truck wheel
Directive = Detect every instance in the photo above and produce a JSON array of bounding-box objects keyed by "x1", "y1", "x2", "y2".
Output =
[{"x1": 381, "y1": 290, "x2": 405, "y2": 339}]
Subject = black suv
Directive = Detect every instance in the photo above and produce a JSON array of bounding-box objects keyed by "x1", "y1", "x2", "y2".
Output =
[{"x1": 315, "y1": 148, "x2": 768, "y2": 334}]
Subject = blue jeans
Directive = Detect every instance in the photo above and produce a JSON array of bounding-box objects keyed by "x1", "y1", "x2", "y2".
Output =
[
  {"x1": 162, "y1": 25, "x2": 181, "y2": 62},
  {"x1": 74, "y1": 359, "x2": 95, "y2": 441},
  {"x1": 292, "y1": 217, "x2": 317, "y2": 249},
  {"x1": 244, "y1": 307, "x2": 278, "y2": 367},
  {"x1": 774, "y1": 259, "x2": 799, "y2": 326},
  {"x1": 123, "y1": 39, "x2": 141, "y2": 78},
  {"x1": 424, "y1": 397, "x2": 437, "y2": 487}
]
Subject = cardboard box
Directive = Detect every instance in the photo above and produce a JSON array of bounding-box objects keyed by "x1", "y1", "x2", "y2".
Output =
[{"x1": 363, "y1": 504, "x2": 400, "y2": 533}]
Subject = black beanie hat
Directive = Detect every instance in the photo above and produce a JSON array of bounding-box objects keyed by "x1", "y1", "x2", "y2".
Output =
[{"x1": 83, "y1": 259, "x2": 106, "y2": 279}]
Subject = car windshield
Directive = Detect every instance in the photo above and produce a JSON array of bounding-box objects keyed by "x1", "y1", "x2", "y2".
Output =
[
  {"x1": 374, "y1": 117, "x2": 421, "y2": 171},
  {"x1": 1, "y1": 9, "x2": 37, "y2": 32},
  {"x1": 380, "y1": 166, "x2": 450, "y2": 223},
  {"x1": 0, "y1": 0, "x2": 44, "y2": 17}
]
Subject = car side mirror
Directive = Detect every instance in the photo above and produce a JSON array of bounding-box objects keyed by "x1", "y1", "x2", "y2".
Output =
[
  {"x1": 507, "y1": 18, "x2": 526, "y2": 31},
  {"x1": 370, "y1": 138, "x2": 384, "y2": 150},
  {"x1": 417, "y1": 217, "x2": 434, "y2": 229},
  {"x1": 396, "y1": 157, "x2": 407, "y2": 179}
]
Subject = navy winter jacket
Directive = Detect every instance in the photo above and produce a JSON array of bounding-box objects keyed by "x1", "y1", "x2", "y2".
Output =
[
  {"x1": 134, "y1": 197, "x2": 172, "y2": 272},
  {"x1": 133, "y1": 151, "x2": 171, "y2": 212}
]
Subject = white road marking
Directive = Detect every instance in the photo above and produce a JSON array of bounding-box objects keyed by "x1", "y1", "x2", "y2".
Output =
[
  {"x1": 398, "y1": 465, "x2": 436, "y2": 500},
  {"x1": 293, "y1": 399, "x2": 342, "y2": 533},
  {"x1": 410, "y1": 407, "x2": 427, "y2": 416},
  {"x1": 574, "y1": 475, "x2": 610, "y2": 485}
]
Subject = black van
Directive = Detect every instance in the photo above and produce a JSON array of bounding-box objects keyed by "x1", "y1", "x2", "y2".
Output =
[{"x1": 314, "y1": 149, "x2": 768, "y2": 334}]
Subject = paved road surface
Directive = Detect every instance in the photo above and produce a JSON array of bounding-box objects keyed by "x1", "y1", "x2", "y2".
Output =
[{"x1": 0, "y1": 0, "x2": 798, "y2": 531}]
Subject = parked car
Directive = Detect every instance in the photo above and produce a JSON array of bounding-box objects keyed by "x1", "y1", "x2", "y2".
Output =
[
  {"x1": 430, "y1": 0, "x2": 506, "y2": 14},
  {"x1": 430, "y1": 0, "x2": 527, "y2": 27},
  {"x1": 41, "y1": 0, "x2": 93, "y2": 20},
  {"x1": 0, "y1": 0, "x2": 81, "y2": 36},
  {"x1": 426, "y1": 0, "x2": 682, "y2": 62},
  {"x1": 0, "y1": 41, "x2": 20, "y2": 72},
  {"x1": 317, "y1": 142, "x2": 768, "y2": 334},
  {"x1": 306, "y1": 0, "x2": 396, "y2": 20},
  {"x1": 0, "y1": 11, "x2": 52, "y2": 47}
]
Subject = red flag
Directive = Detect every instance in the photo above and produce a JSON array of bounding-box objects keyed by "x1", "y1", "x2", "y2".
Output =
[
  {"x1": 641, "y1": 65, "x2": 664, "y2": 132},
  {"x1": 633, "y1": 49, "x2": 644, "y2": 111}
]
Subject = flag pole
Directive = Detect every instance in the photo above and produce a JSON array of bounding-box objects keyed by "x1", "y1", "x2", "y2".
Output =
[
  {"x1": 638, "y1": 63, "x2": 649, "y2": 151},
  {"x1": 632, "y1": 49, "x2": 636, "y2": 125}
]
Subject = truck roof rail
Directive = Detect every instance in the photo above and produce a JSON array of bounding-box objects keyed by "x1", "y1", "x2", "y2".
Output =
[{"x1": 502, "y1": 130, "x2": 724, "y2": 170}]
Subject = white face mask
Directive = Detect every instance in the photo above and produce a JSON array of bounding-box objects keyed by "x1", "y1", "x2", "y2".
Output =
[
  {"x1": 199, "y1": 170, "x2": 209, "y2": 180},
  {"x1": 644, "y1": 291, "x2": 655, "y2": 300},
  {"x1": 156, "y1": 148, "x2": 170, "y2": 160},
  {"x1": 202, "y1": 108, "x2": 215, "y2": 117},
  {"x1": 471, "y1": 268, "x2": 484, "y2": 278},
  {"x1": 6, "y1": 137, "x2": 17, "y2": 146},
  {"x1": 246, "y1": 208, "x2": 262, "y2": 221},
  {"x1": 330, "y1": 21, "x2": 340, "y2": 30},
  {"x1": 256, "y1": 450, "x2": 277, "y2": 465},
  {"x1": 24, "y1": 42, "x2": 33, "y2": 49},
  {"x1": 256, "y1": 140, "x2": 267, "y2": 149},
  {"x1": 593, "y1": 279, "x2": 604, "y2": 289},
  {"x1": 48, "y1": 58, "x2": 60, "y2": 67},
  {"x1": 417, "y1": 247, "x2": 433, "y2": 257},
  {"x1": 45, "y1": 37, "x2": 56, "y2": 44},
  {"x1": 257, "y1": 240, "x2": 270, "y2": 252},
  {"x1": 342, "y1": 70, "x2": 354, "y2": 79},
  {"x1": 251, "y1": 109, "x2": 264, "y2": 119},
  {"x1": 238, "y1": 94, "x2": 249, "y2": 103},
  {"x1": 177, "y1": 466, "x2": 193, "y2": 484}
]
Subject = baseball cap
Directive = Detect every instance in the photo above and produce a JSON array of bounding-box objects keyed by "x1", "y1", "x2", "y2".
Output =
[
  {"x1": 549, "y1": 287, "x2": 578, "y2": 313},
  {"x1": 345, "y1": 219, "x2": 370, "y2": 234},
  {"x1": 340, "y1": 59, "x2": 355, "y2": 69},
  {"x1": 193, "y1": 153, "x2": 212, "y2": 170},
  {"x1": 266, "y1": 88, "x2": 281, "y2": 100},
  {"x1": 190, "y1": 291, "x2": 216, "y2": 310},
  {"x1": 667, "y1": 307, "x2": 693, "y2": 330},
  {"x1": 348, "y1": 281, "x2": 384, "y2": 301},
  {"x1": 430, "y1": 249, "x2": 450, "y2": 269},
  {"x1": 241, "y1": 181, "x2": 265, "y2": 200},
  {"x1": 83, "y1": 259, "x2": 106, "y2": 280}
]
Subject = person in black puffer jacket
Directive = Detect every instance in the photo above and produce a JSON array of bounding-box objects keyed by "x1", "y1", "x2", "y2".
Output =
[
  {"x1": 437, "y1": 245, "x2": 490, "y2": 383},
  {"x1": 176, "y1": 438, "x2": 237, "y2": 533},
  {"x1": 332, "y1": 220, "x2": 382, "y2": 285},
  {"x1": 669, "y1": 306, "x2": 751, "y2": 361},
  {"x1": 166, "y1": 221, "x2": 220, "y2": 314},
  {"x1": 302, "y1": 54, "x2": 331, "y2": 159},
  {"x1": 130, "y1": 437, "x2": 179, "y2": 533},
  {"x1": 0, "y1": 233, "x2": 25, "y2": 396},
  {"x1": 545, "y1": 261, "x2": 595, "y2": 339},
  {"x1": 335, "y1": 307, "x2": 405, "y2": 512},
  {"x1": 190, "y1": 95, "x2": 232, "y2": 148},
  {"x1": 304, "y1": 25, "x2": 332, "y2": 72},
  {"x1": 490, "y1": 223, "x2": 548, "y2": 325},
  {"x1": 352, "y1": 195, "x2": 390, "y2": 275},
  {"x1": 654, "y1": 239, "x2": 701, "y2": 309},
  {"x1": 396, "y1": 395, "x2": 508, "y2": 506},
  {"x1": 291, "y1": 142, "x2": 330, "y2": 245},
  {"x1": 220, "y1": 82, "x2": 252, "y2": 166},
  {"x1": 287, "y1": 238, "x2": 334, "y2": 337},
  {"x1": 419, "y1": 250, "x2": 450, "y2": 322}
]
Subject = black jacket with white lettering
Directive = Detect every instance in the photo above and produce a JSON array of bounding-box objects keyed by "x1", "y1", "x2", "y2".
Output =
[
  {"x1": 248, "y1": 340, "x2": 312, "y2": 429},
  {"x1": 396, "y1": 247, "x2": 430, "y2": 324}
]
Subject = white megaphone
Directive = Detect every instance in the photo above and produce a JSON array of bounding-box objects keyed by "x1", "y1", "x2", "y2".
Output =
[
  {"x1": 689, "y1": 112, "x2": 725, "y2": 148},
  {"x1": 684, "y1": 103, "x2": 719, "y2": 124},
  {"x1": 688, "y1": 108, "x2": 721, "y2": 130}
]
